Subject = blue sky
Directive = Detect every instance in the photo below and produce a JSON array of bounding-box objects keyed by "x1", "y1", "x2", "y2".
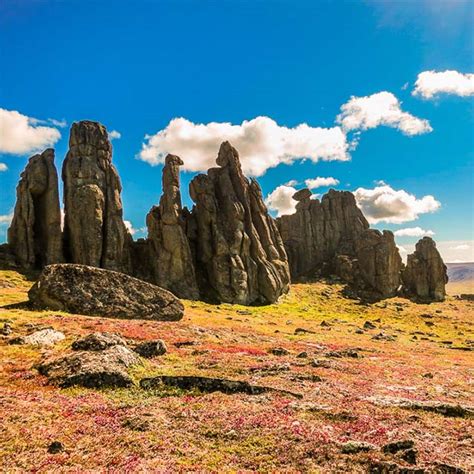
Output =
[{"x1": 1, "y1": 0, "x2": 473, "y2": 262}]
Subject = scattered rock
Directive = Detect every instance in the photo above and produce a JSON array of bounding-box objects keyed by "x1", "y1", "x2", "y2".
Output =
[
  {"x1": 72, "y1": 332, "x2": 127, "y2": 351},
  {"x1": 325, "y1": 348, "x2": 361, "y2": 358},
  {"x1": 37, "y1": 345, "x2": 140, "y2": 388},
  {"x1": 294, "y1": 327, "x2": 316, "y2": 335},
  {"x1": 269, "y1": 347, "x2": 290, "y2": 356},
  {"x1": 341, "y1": 441, "x2": 376, "y2": 454},
  {"x1": 2, "y1": 323, "x2": 12, "y2": 336},
  {"x1": 311, "y1": 359, "x2": 334, "y2": 368},
  {"x1": 372, "y1": 332, "x2": 397, "y2": 342},
  {"x1": 382, "y1": 440, "x2": 415, "y2": 454},
  {"x1": 140, "y1": 375, "x2": 302, "y2": 398},
  {"x1": 364, "y1": 321, "x2": 377, "y2": 329},
  {"x1": 296, "y1": 351, "x2": 308, "y2": 358},
  {"x1": 10, "y1": 328, "x2": 65, "y2": 346},
  {"x1": 28, "y1": 264, "x2": 184, "y2": 321},
  {"x1": 174, "y1": 340, "x2": 196, "y2": 348},
  {"x1": 320, "y1": 320, "x2": 331, "y2": 327},
  {"x1": 47, "y1": 441, "x2": 64, "y2": 454},
  {"x1": 134, "y1": 340, "x2": 167, "y2": 358},
  {"x1": 400, "y1": 448, "x2": 417, "y2": 465}
]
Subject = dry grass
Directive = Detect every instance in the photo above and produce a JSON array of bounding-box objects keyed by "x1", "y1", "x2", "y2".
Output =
[{"x1": 1, "y1": 270, "x2": 473, "y2": 472}]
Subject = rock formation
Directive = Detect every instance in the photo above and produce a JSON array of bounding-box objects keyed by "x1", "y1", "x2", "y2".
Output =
[
  {"x1": 187, "y1": 141, "x2": 290, "y2": 304},
  {"x1": 62, "y1": 121, "x2": 131, "y2": 272},
  {"x1": 146, "y1": 154, "x2": 199, "y2": 299},
  {"x1": 29, "y1": 264, "x2": 184, "y2": 321},
  {"x1": 277, "y1": 189, "x2": 402, "y2": 298},
  {"x1": 402, "y1": 237, "x2": 448, "y2": 301},
  {"x1": 8, "y1": 149, "x2": 63, "y2": 269}
]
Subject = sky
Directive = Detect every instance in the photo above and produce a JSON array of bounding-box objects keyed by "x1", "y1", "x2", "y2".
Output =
[{"x1": 0, "y1": 0, "x2": 473, "y2": 262}]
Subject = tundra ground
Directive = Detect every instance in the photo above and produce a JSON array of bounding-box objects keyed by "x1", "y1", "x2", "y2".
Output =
[{"x1": 1, "y1": 270, "x2": 473, "y2": 473}]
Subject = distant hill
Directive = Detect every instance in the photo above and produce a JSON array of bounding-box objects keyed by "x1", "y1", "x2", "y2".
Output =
[{"x1": 446, "y1": 262, "x2": 474, "y2": 294}]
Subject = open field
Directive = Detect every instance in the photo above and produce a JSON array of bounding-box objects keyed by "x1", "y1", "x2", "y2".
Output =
[{"x1": 1, "y1": 270, "x2": 473, "y2": 472}]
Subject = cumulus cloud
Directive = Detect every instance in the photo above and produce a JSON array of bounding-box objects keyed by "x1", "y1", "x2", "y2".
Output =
[
  {"x1": 450, "y1": 244, "x2": 470, "y2": 250},
  {"x1": 0, "y1": 108, "x2": 62, "y2": 155},
  {"x1": 0, "y1": 163, "x2": 7, "y2": 172},
  {"x1": 305, "y1": 176, "x2": 339, "y2": 189},
  {"x1": 124, "y1": 220, "x2": 137, "y2": 235},
  {"x1": 353, "y1": 184, "x2": 441, "y2": 224},
  {"x1": 265, "y1": 185, "x2": 298, "y2": 217},
  {"x1": 413, "y1": 70, "x2": 474, "y2": 99},
  {"x1": 337, "y1": 91, "x2": 432, "y2": 136},
  {"x1": 397, "y1": 245, "x2": 408, "y2": 254},
  {"x1": 139, "y1": 116, "x2": 350, "y2": 177},
  {"x1": 108, "y1": 130, "x2": 121, "y2": 140},
  {"x1": 394, "y1": 227, "x2": 434, "y2": 237}
]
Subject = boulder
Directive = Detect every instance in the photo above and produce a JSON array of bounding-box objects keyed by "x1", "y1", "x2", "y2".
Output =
[
  {"x1": 28, "y1": 264, "x2": 184, "y2": 321},
  {"x1": 62, "y1": 121, "x2": 132, "y2": 272},
  {"x1": 187, "y1": 141, "x2": 290, "y2": 304},
  {"x1": 8, "y1": 149, "x2": 63, "y2": 269},
  {"x1": 146, "y1": 154, "x2": 199, "y2": 299},
  {"x1": 38, "y1": 344, "x2": 140, "y2": 388},
  {"x1": 72, "y1": 332, "x2": 128, "y2": 351},
  {"x1": 402, "y1": 237, "x2": 448, "y2": 302},
  {"x1": 9, "y1": 328, "x2": 65, "y2": 346},
  {"x1": 134, "y1": 340, "x2": 167, "y2": 358}
]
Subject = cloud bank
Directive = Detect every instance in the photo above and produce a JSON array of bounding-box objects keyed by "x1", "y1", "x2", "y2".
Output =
[
  {"x1": 413, "y1": 70, "x2": 474, "y2": 99},
  {"x1": 394, "y1": 226, "x2": 434, "y2": 237},
  {"x1": 353, "y1": 184, "x2": 440, "y2": 224},
  {"x1": 337, "y1": 91, "x2": 432, "y2": 136},
  {"x1": 305, "y1": 176, "x2": 339, "y2": 189},
  {"x1": 139, "y1": 116, "x2": 350, "y2": 177},
  {"x1": 0, "y1": 108, "x2": 61, "y2": 155}
]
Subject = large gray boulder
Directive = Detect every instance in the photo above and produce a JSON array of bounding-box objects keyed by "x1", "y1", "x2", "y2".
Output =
[
  {"x1": 28, "y1": 264, "x2": 184, "y2": 321},
  {"x1": 146, "y1": 154, "x2": 199, "y2": 299},
  {"x1": 8, "y1": 149, "x2": 63, "y2": 269},
  {"x1": 187, "y1": 141, "x2": 290, "y2": 304},
  {"x1": 62, "y1": 121, "x2": 132, "y2": 272},
  {"x1": 402, "y1": 237, "x2": 448, "y2": 302}
]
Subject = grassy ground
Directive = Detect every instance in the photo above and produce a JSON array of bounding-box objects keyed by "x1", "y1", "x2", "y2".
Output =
[{"x1": 1, "y1": 269, "x2": 473, "y2": 472}]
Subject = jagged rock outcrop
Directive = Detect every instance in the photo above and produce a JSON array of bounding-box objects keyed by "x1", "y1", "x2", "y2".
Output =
[
  {"x1": 278, "y1": 189, "x2": 402, "y2": 298},
  {"x1": 402, "y1": 237, "x2": 448, "y2": 301},
  {"x1": 146, "y1": 154, "x2": 199, "y2": 299},
  {"x1": 277, "y1": 189, "x2": 369, "y2": 278},
  {"x1": 8, "y1": 149, "x2": 63, "y2": 269},
  {"x1": 187, "y1": 141, "x2": 290, "y2": 304},
  {"x1": 62, "y1": 121, "x2": 131, "y2": 272},
  {"x1": 29, "y1": 264, "x2": 184, "y2": 321}
]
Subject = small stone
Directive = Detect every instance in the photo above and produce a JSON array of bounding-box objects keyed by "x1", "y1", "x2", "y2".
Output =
[
  {"x1": 355, "y1": 329, "x2": 364, "y2": 334},
  {"x1": 47, "y1": 441, "x2": 64, "y2": 454},
  {"x1": 72, "y1": 332, "x2": 127, "y2": 351},
  {"x1": 341, "y1": 441, "x2": 376, "y2": 454},
  {"x1": 363, "y1": 321, "x2": 376, "y2": 329},
  {"x1": 320, "y1": 320, "x2": 331, "y2": 327},
  {"x1": 134, "y1": 340, "x2": 167, "y2": 358},
  {"x1": 9, "y1": 329, "x2": 65, "y2": 346},
  {"x1": 2, "y1": 323, "x2": 12, "y2": 336},
  {"x1": 269, "y1": 347, "x2": 290, "y2": 356},
  {"x1": 296, "y1": 351, "x2": 308, "y2": 358},
  {"x1": 382, "y1": 440, "x2": 415, "y2": 454}
]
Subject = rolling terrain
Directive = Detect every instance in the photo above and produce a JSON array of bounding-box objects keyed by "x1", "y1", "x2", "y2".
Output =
[
  {"x1": 446, "y1": 262, "x2": 474, "y2": 295},
  {"x1": 0, "y1": 270, "x2": 473, "y2": 472}
]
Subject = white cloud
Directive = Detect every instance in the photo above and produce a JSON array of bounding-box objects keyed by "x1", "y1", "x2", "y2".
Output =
[
  {"x1": 124, "y1": 220, "x2": 137, "y2": 235},
  {"x1": 265, "y1": 185, "x2": 298, "y2": 217},
  {"x1": 284, "y1": 179, "x2": 299, "y2": 187},
  {"x1": 353, "y1": 184, "x2": 441, "y2": 224},
  {"x1": 0, "y1": 108, "x2": 61, "y2": 155},
  {"x1": 450, "y1": 244, "x2": 470, "y2": 250},
  {"x1": 0, "y1": 213, "x2": 13, "y2": 225},
  {"x1": 397, "y1": 245, "x2": 408, "y2": 253},
  {"x1": 47, "y1": 118, "x2": 67, "y2": 128},
  {"x1": 139, "y1": 116, "x2": 350, "y2": 177},
  {"x1": 337, "y1": 91, "x2": 432, "y2": 136},
  {"x1": 0, "y1": 163, "x2": 7, "y2": 172},
  {"x1": 305, "y1": 176, "x2": 339, "y2": 189},
  {"x1": 108, "y1": 130, "x2": 121, "y2": 140},
  {"x1": 394, "y1": 226, "x2": 435, "y2": 237},
  {"x1": 413, "y1": 70, "x2": 474, "y2": 99}
]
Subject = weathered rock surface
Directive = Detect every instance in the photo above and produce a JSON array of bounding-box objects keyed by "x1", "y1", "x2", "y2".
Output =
[
  {"x1": 402, "y1": 237, "x2": 448, "y2": 302},
  {"x1": 38, "y1": 344, "x2": 140, "y2": 388},
  {"x1": 8, "y1": 149, "x2": 63, "y2": 269},
  {"x1": 277, "y1": 189, "x2": 402, "y2": 299},
  {"x1": 62, "y1": 121, "x2": 131, "y2": 272},
  {"x1": 9, "y1": 328, "x2": 65, "y2": 346},
  {"x1": 28, "y1": 264, "x2": 184, "y2": 321},
  {"x1": 72, "y1": 332, "x2": 127, "y2": 351},
  {"x1": 146, "y1": 154, "x2": 199, "y2": 299},
  {"x1": 134, "y1": 340, "x2": 167, "y2": 358},
  {"x1": 187, "y1": 141, "x2": 290, "y2": 304}
]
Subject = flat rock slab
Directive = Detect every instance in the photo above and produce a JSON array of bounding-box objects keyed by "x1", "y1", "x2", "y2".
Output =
[
  {"x1": 28, "y1": 264, "x2": 184, "y2": 321},
  {"x1": 140, "y1": 375, "x2": 302, "y2": 398},
  {"x1": 38, "y1": 345, "x2": 140, "y2": 388},
  {"x1": 9, "y1": 328, "x2": 65, "y2": 346}
]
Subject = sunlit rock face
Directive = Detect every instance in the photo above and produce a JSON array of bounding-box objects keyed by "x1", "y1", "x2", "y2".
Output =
[
  {"x1": 8, "y1": 148, "x2": 63, "y2": 269},
  {"x1": 402, "y1": 236, "x2": 448, "y2": 302},
  {"x1": 187, "y1": 141, "x2": 290, "y2": 305},
  {"x1": 62, "y1": 121, "x2": 132, "y2": 272}
]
